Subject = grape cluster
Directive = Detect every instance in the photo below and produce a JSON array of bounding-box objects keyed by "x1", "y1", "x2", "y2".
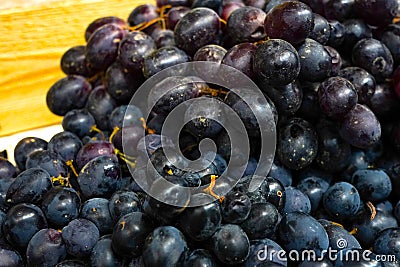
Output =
[{"x1": 1, "y1": 0, "x2": 400, "y2": 266}]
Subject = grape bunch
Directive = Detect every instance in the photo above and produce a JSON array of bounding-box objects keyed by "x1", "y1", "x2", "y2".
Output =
[{"x1": 2, "y1": 0, "x2": 400, "y2": 266}]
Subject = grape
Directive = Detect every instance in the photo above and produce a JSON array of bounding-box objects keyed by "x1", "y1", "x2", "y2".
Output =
[
  {"x1": 0, "y1": 243, "x2": 23, "y2": 267},
  {"x1": 222, "y1": 42, "x2": 257, "y2": 79},
  {"x1": 61, "y1": 218, "x2": 100, "y2": 258},
  {"x1": 46, "y1": 75, "x2": 92, "y2": 116},
  {"x1": 85, "y1": 24, "x2": 126, "y2": 71},
  {"x1": 60, "y1": 45, "x2": 94, "y2": 77},
  {"x1": 111, "y1": 211, "x2": 154, "y2": 257},
  {"x1": 191, "y1": 0, "x2": 223, "y2": 14},
  {"x1": 77, "y1": 155, "x2": 121, "y2": 199},
  {"x1": 227, "y1": 6, "x2": 267, "y2": 44},
  {"x1": 317, "y1": 76, "x2": 358, "y2": 118},
  {"x1": 278, "y1": 211, "x2": 329, "y2": 257},
  {"x1": 152, "y1": 29, "x2": 176, "y2": 48},
  {"x1": 174, "y1": 8, "x2": 221, "y2": 55},
  {"x1": 221, "y1": 191, "x2": 252, "y2": 224},
  {"x1": 26, "y1": 228, "x2": 67, "y2": 266},
  {"x1": 79, "y1": 198, "x2": 113, "y2": 235},
  {"x1": 142, "y1": 46, "x2": 191, "y2": 78},
  {"x1": 108, "y1": 190, "x2": 141, "y2": 222},
  {"x1": 41, "y1": 187, "x2": 81, "y2": 227},
  {"x1": 90, "y1": 235, "x2": 123, "y2": 266},
  {"x1": 327, "y1": 19, "x2": 345, "y2": 48},
  {"x1": 380, "y1": 24, "x2": 400, "y2": 65},
  {"x1": 26, "y1": 150, "x2": 69, "y2": 178},
  {"x1": 3, "y1": 203, "x2": 48, "y2": 250},
  {"x1": 352, "y1": 169, "x2": 392, "y2": 202},
  {"x1": 105, "y1": 61, "x2": 144, "y2": 105},
  {"x1": 127, "y1": 4, "x2": 159, "y2": 35},
  {"x1": 354, "y1": 0, "x2": 398, "y2": 27},
  {"x1": 84, "y1": 16, "x2": 127, "y2": 42},
  {"x1": 338, "y1": 66, "x2": 376, "y2": 104},
  {"x1": 323, "y1": 181, "x2": 361, "y2": 218},
  {"x1": 118, "y1": 31, "x2": 156, "y2": 72},
  {"x1": 211, "y1": 224, "x2": 250, "y2": 265},
  {"x1": 62, "y1": 109, "x2": 96, "y2": 139},
  {"x1": 86, "y1": 85, "x2": 117, "y2": 130},
  {"x1": 297, "y1": 38, "x2": 333, "y2": 82},
  {"x1": 254, "y1": 39, "x2": 300, "y2": 86},
  {"x1": 221, "y1": 2, "x2": 245, "y2": 21},
  {"x1": 323, "y1": 0, "x2": 355, "y2": 22},
  {"x1": 157, "y1": 0, "x2": 191, "y2": 8},
  {"x1": 339, "y1": 104, "x2": 381, "y2": 149},
  {"x1": 297, "y1": 177, "x2": 329, "y2": 212},
  {"x1": 310, "y1": 13, "x2": 331, "y2": 45},
  {"x1": 6, "y1": 168, "x2": 52, "y2": 205},
  {"x1": 340, "y1": 19, "x2": 372, "y2": 54},
  {"x1": 264, "y1": 1, "x2": 314, "y2": 45},
  {"x1": 48, "y1": 131, "x2": 83, "y2": 162},
  {"x1": 183, "y1": 249, "x2": 218, "y2": 267},
  {"x1": 142, "y1": 226, "x2": 188, "y2": 267},
  {"x1": 352, "y1": 38, "x2": 394, "y2": 82}
]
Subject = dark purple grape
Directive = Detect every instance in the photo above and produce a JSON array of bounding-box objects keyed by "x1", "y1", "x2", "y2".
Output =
[
  {"x1": 297, "y1": 177, "x2": 330, "y2": 212},
  {"x1": 118, "y1": 31, "x2": 156, "y2": 72},
  {"x1": 85, "y1": 24, "x2": 125, "y2": 71},
  {"x1": 152, "y1": 29, "x2": 176, "y2": 48},
  {"x1": 323, "y1": 0, "x2": 355, "y2": 22},
  {"x1": 222, "y1": 42, "x2": 257, "y2": 79},
  {"x1": 227, "y1": 6, "x2": 266, "y2": 44},
  {"x1": 48, "y1": 131, "x2": 83, "y2": 162},
  {"x1": 157, "y1": 0, "x2": 191, "y2": 7},
  {"x1": 80, "y1": 198, "x2": 113, "y2": 235},
  {"x1": 323, "y1": 181, "x2": 360, "y2": 218},
  {"x1": 373, "y1": 228, "x2": 400, "y2": 261},
  {"x1": 354, "y1": 0, "x2": 398, "y2": 27},
  {"x1": 221, "y1": 2, "x2": 245, "y2": 21},
  {"x1": 314, "y1": 119, "x2": 351, "y2": 172},
  {"x1": 111, "y1": 211, "x2": 154, "y2": 258},
  {"x1": 268, "y1": 158, "x2": 292, "y2": 187},
  {"x1": 244, "y1": 238, "x2": 287, "y2": 266},
  {"x1": 221, "y1": 191, "x2": 251, "y2": 224},
  {"x1": 77, "y1": 155, "x2": 121, "y2": 199},
  {"x1": 259, "y1": 81, "x2": 303, "y2": 116},
  {"x1": 191, "y1": 0, "x2": 223, "y2": 14},
  {"x1": 321, "y1": 220, "x2": 361, "y2": 251},
  {"x1": 60, "y1": 45, "x2": 94, "y2": 77},
  {"x1": 0, "y1": 158, "x2": 16, "y2": 180},
  {"x1": 166, "y1": 6, "x2": 190, "y2": 31},
  {"x1": 41, "y1": 187, "x2": 81, "y2": 227},
  {"x1": 352, "y1": 38, "x2": 394, "y2": 82},
  {"x1": 327, "y1": 20, "x2": 345, "y2": 48},
  {"x1": 0, "y1": 243, "x2": 23, "y2": 267},
  {"x1": 3, "y1": 203, "x2": 48, "y2": 250},
  {"x1": 282, "y1": 186, "x2": 311, "y2": 215},
  {"x1": 47, "y1": 75, "x2": 92, "y2": 116},
  {"x1": 6, "y1": 168, "x2": 52, "y2": 206},
  {"x1": 339, "y1": 104, "x2": 381, "y2": 148},
  {"x1": 105, "y1": 61, "x2": 143, "y2": 105},
  {"x1": 297, "y1": 38, "x2": 332, "y2": 82},
  {"x1": 178, "y1": 193, "x2": 222, "y2": 241},
  {"x1": 61, "y1": 218, "x2": 99, "y2": 258},
  {"x1": 86, "y1": 85, "x2": 117, "y2": 130},
  {"x1": 380, "y1": 24, "x2": 400, "y2": 65},
  {"x1": 352, "y1": 169, "x2": 392, "y2": 202},
  {"x1": 142, "y1": 226, "x2": 188, "y2": 267},
  {"x1": 278, "y1": 212, "x2": 329, "y2": 257},
  {"x1": 240, "y1": 202, "x2": 280, "y2": 240},
  {"x1": 254, "y1": 39, "x2": 300, "y2": 86},
  {"x1": 183, "y1": 249, "x2": 218, "y2": 267},
  {"x1": 338, "y1": 66, "x2": 376, "y2": 104},
  {"x1": 26, "y1": 150, "x2": 69, "y2": 178},
  {"x1": 317, "y1": 76, "x2": 358, "y2": 118},
  {"x1": 108, "y1": 190, "x2": 141, "y2": 222},
  {"x1": 90, "y1": 235, "x2": 122, "y2": 266},
  {"x1": 85, "y1": 16, "x2": 127, "y2": 42},
  {"x1": 369, "y1": 82, "x2": 400, "y2": 118},
  {"x1": 340, "y1": 19, "x2": 372, "y2": 54},
  {"x1": 148, "y1": 76, "x2": 204, "y2": 114},
  {"x1": 310, "y1": 13, "x2": 330, "y2": 45},
  {"x1": 193, "y1": 44, "x2": 227, "y2": 62},
  {"x1": 277, "y1": 117, "x2": 318, "y2": 170},
  {"x1": 127, "y1": 4, "x2": 158, "y2": 26},
  {"x1": 352, "y1": 209, "x2": 398, "y2": 248},
  {"x1": 62, "y1": 109, "x2": 96, "y2": 139},
  {"x1": 211, "y1": 224, "x2": 250, "y2": 265},
  {"x1": 264, "y1": 0, "x2": 291, "y2": 13},
  {"x1": 26, "y1": 228, "x2": 67, "y2": 266},
  {"x1": 264, "y1": 1, "x2": 314, "y2": 45},
  {"x1": 142, "y1": 46, "x2": 191, "y2": 78},
  {"x1": 55, "y1": 260, "x2": 86, "y2": 267},
  {"x1": 174, "y1": 7, "x2": 221, "y2": 55}
]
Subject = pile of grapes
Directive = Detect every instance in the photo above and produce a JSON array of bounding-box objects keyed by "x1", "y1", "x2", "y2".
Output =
[{"x1": 2, "y1": 0, "x2": 400, "y2": 266}]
